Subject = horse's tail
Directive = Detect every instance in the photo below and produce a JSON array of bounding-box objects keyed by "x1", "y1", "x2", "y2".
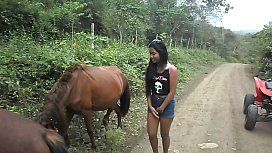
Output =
[
  {"x1": 43, "y1": 130, "x2": 68, "y2": 153},
  {"x1": 120, "y1": 78, "x2": 131, "y2": 117}
]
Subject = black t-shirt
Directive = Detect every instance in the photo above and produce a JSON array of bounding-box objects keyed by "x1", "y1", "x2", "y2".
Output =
[{"x1": 151, "y1": 63, "x2": 171, "y2": 95}]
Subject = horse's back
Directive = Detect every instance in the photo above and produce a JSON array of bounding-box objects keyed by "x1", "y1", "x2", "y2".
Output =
[
  {"x1": 83, "y1": 65, "x2": 123, "y2": 77},
  {"x1": 84, "y1": 65, "x2": 127, "y2": 86},
  {"x1": 0, "y1": 108, "x2": 56, "y2": 153},
  {"x1": 67, "y1": 65, "x2": 129, "y2": 110},
  {"x1": 85, "y1": 65, "x2": 128, "y2": 97}
]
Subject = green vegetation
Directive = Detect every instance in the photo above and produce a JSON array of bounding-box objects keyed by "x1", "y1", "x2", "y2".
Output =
[
  {"x1": 248, "y1": 24, "x2": 272, "y2": 78},
  {"x1": 228, "y1": 23, "x2": 272, "y2": 79},
  {"x1": 0, "y1": 33, "x2": 224, "y2": 152},
  {"x1": 6, "y1": 0, "x2": 272, "y2": 152}
]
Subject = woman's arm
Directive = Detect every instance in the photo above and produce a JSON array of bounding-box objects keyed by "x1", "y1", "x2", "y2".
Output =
[{"x1": 147, "y1": 94, "x2": 159, "y2": 118}]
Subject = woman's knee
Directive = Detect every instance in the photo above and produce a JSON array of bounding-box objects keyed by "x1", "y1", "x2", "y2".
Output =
[
  {"x1": 148, "y1": 131, "x2": 158, "y2": 140},
  {"x1": 160, "y1": 133, "x2": 170, "y2": 140}
]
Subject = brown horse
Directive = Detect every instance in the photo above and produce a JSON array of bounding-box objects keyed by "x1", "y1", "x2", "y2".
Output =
[
  {"x1": 38, "y1": 64, "x2": 131, "y2": 150},
  {"x1": 0, "y1": 108, "x2": 67, "y2": 153}
]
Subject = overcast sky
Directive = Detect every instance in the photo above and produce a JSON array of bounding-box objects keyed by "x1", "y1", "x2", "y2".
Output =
[{"x1": 220, "y1": 0, "x2": 272, "y2": 31}]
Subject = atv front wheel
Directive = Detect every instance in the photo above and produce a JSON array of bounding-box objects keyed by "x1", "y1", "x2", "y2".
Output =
[
  {"x1": 243, "y1": 93, "x2": 255, "y2": 114},
  {"x1": 244, "y1": 104, "x2": 258, "y2": 130}
]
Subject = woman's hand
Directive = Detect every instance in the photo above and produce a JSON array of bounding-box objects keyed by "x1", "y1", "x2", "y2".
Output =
[
  {"x1": 150, "y1": 106, "x2": 159, "y2": 118},
  {"x1": 156, "y1": 107, "x2": 164, "y2": 114}
]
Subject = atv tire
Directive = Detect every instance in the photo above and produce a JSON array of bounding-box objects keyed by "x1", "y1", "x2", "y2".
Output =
[
  {"x1": 243, "y1": 93, "x2": 255, "y2": 114},
  {"x1": 244, "y1": 104, "x2": 258, "y2": 130}
]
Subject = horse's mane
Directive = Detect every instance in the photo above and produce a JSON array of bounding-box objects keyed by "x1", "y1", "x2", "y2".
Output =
[{"x1": 47, "y1": 63, "x2": 84, "y2": 104}]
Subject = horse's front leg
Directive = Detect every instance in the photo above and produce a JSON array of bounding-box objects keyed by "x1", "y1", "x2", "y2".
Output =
[
  {"x1": 61, "y1": 110, "x2": 74, "y2": 146},
  {"x1": 56, "y1": 107, "x2": 70, "y2": 146},
  {"x1": 103, "y1": 109, "x2": 113, "y2": 130},
  {"x1": 60, "y1": 128, "x2": 70, "y2": 146},
  {"x1": 82, "y1": 110, "x2": 96, "y2": 150}
]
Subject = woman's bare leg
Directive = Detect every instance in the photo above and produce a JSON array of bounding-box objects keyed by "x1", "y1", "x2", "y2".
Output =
[
  {"x1": 160, "y1": 118, "x2": 174, "y2": 153},
  {"x1": 147, "y1": 113, "x2": 160, "y2": 153}
]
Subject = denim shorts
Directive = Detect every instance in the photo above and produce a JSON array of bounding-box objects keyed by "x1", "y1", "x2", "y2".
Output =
[{"x1": 148, "y1": 95, "x2": 176, "y2": 118}]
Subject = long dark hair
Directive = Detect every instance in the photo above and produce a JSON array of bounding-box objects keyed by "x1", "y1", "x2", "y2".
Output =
[{"x1": 145, "y1": 39, "x2": 168, "y2": 96}]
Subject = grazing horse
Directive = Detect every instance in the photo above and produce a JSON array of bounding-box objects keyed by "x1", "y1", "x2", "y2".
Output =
[
  {"x1": 0, "y1": 108, "x2": 67, "y2": 153},
  {"x1": 38, "y1": 64, "x2": 131, "y2": 150}
]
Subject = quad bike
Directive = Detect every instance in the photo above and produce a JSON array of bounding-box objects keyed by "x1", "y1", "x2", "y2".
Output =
[{"x1": 243, "y1": 76, "x2": 272, "y2": 130}]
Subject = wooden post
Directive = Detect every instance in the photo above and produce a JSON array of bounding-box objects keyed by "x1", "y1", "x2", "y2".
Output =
[
  {"x1": 169, "y1": 38, "x2": 172, "y2": 50},
  {"x1": 90, "y1": 23, "x2": 94, "y2": 49},
  {"x1": 187, "y1": 37, "x2": 190, "y2": 49},
  {"x1": 180, "y1": 36, "x2": 183, "y2": 47},
  {"x1": 135, "y1": 28, "x2": 138, "y2": 46}
]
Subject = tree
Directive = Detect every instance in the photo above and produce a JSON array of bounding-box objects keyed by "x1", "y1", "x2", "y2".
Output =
[{"x1": 101, "y1": 0, "x2": 148, "y2": 44}]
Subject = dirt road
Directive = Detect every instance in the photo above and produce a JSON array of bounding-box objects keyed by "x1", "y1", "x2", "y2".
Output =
[{"x1": 130, "y1": 63, "x2": 272, "y2": 153}]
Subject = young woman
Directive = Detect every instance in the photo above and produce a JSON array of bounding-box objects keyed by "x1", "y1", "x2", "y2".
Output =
[{"x1": 145, "y1": 39, "x2": 179, "y2": 153}]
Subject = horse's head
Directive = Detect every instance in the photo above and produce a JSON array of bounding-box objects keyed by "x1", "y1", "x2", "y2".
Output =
[
  {"x1": 38, "y1": 112, "x2": 56, "y2": 130},
  {"x1": 37, "y1": 103, "x2": 59, "y2": 130}
]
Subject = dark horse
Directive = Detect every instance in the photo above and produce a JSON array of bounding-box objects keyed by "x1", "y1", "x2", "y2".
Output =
[
  {"x1": 0, "y1": 108, "x2": 67, "y2": 153},
  {"x1": 38, "y1": 64, "x2": 130, "y2": 149}
]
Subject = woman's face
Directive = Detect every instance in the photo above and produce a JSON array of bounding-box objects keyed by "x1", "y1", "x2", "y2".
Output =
[{"x1": 149, "y1": 47, "x2": 160, "y2": 64}]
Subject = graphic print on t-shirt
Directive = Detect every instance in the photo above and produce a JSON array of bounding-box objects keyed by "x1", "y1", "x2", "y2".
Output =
[
  {"x1": 154, "y1": 75, "x2": 168, "y2": 94},
  {"x1": 154, "y1": 81, "x2": 162, "y2": 93}
]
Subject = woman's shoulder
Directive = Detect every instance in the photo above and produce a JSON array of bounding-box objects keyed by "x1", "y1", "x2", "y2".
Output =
[
  {"x1": 167, "y1": 62, "x2": 177, "y2": 70},
  {"x1": 166, "y1": 62, "x2": 177, "y2": 74}
]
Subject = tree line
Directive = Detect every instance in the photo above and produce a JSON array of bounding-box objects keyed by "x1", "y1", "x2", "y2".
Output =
[
  {"x1": 0, "y1": 0, "x2": 241, "y2": 56},
  {"x1": 2, "y1": 0, "x2": 272, "y2": 92}
]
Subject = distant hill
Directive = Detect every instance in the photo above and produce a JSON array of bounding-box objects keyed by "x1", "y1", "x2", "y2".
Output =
[{"x1": 233, "y1": 30, "x2": 259, "y2": 35}]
